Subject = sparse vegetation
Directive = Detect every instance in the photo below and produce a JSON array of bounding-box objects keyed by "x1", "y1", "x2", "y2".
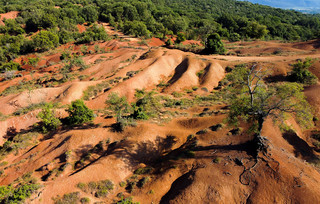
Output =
[
  {"x1": 77, "y1": 180, "x2": 114, "y2": 198},
  {"x1": 83, "y1": 81, "x2": 109, "y2": 100},
  {"x1": 53, "y1": 192, "x2": 80, "y2": 204},
  {"x1": 0, "y1": 173, "x2": 41, "y2": 204}
]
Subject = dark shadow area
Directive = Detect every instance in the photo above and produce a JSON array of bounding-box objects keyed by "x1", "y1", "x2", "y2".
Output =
[
  {"x1": 113, "y1": 135, "x2": 177, "y2": 167},
  {"x1": 167, "y1": 58, "x2": 189, "y2": 85},
  {"x1": 283, "y1": 130, "x2": 317, "y2": 161},
  {"x1": 160, "y1": 169, "x2": 195, "y2": 204},
  {"x1": 194, "y1": 140, "x2": 256, "y2": 158},
  {"x1": 264, "y1": 75, "x2": 288, "y2": 83}
]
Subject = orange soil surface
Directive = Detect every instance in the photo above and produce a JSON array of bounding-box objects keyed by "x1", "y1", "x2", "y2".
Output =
[
  {"x1": 0, "y1": 11, "x2": 19, "y2": 26},
  {"x1": 0, "y1": 33, "x2": 320, "y2": 203}
]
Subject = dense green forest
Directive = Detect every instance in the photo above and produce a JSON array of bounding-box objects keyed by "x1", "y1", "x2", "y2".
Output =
[{"x1": 0, "y1": 0, "x2": 320, "y2": 68}]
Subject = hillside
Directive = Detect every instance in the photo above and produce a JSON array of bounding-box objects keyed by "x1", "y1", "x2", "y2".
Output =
[
  {"x1": 0, "y1": 0, "x2": 320, "y2": 203},
  {"x1": 0, "y1": 18, "x2": 319, "y2": 203}
]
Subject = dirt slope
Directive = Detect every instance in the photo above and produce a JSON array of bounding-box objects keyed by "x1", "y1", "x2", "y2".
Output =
[{"x1": 0, "y1": 34, "x2": 320, "y2": 204}]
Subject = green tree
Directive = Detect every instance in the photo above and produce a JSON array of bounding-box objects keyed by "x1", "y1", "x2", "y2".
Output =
[
  {"x1": 175, "y1": 32, "x2": 186, "y2": 44},
  {"x1": 37, "y1": 103, "x2": 61, "y2": 133},
  {"x1": 82, "y1": 5, "x2": 99, "y2": 23},
  {"x1": 289, "y1": 58, "x2": 318, "y2": 85},
  {"x1": 66, "y1": 100, "x2": 94, "y2": 125},
  {"x1": 32, "y1": 30, "x2": 59, "y2": 52},
  {"x1": 226, "y1": 65, "x2": 313, "y2": 156},
  {"x1": 205, "y1": 33, "x2": 226, "y2": 54}
]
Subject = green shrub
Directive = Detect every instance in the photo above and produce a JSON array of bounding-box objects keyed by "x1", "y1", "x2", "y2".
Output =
[
  {"x1": 205, "y1": 33, "x2": 226, "y2": 54},
  {"x1": 66, "y1": 100, "x2": 94, "y2": 125},
  {"x1": 77, "y1": 180, "x2": 114, "y2": 198},
  {"x1": 289, "y1": 58, "x2": 317, "y2": 85},
  {"x1": 0, "y1": 61, "x2": 21, "y2": 71},
  {"x1": 116, "y1": 196, "x2": 140, "y2": 204},
  {"x1": 53, "y1": 192, "x2": 80, "y2": 204},
  {"x1": 80, "y1": 197, "x2": 90, "y2": 204},
  {"x1": 37, "y1": 103, "x2": 61, "y2": 133},
  {"x1": 0, "y1": 173, "x2": 41, "y2": 203},
  {"x1": 32, "y1": 30, "x2": 59, "y2": 52},
  {"x1": 119, "y1": 181, "x2": 127, "y2": 187},
  {"x1": 134, "y1": 167, "x2": 152, "y2": 175}
]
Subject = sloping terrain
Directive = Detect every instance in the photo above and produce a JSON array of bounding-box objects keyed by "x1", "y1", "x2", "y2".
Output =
[{"x1": 0, "y1": 27, "x2": 320, "y2": 204}]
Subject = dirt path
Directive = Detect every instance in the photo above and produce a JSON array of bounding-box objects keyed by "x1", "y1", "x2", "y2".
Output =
[{"x1": 211, "y1": 53, "x2": 320, "y2": 63}]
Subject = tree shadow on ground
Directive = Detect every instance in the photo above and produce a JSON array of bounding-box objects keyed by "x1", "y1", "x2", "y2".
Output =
[{"x1": 282, "y1": 130, "x2": 318, "y2": 162}]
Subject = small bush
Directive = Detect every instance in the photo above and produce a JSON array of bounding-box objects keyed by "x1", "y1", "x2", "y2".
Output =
[
  {"x1": 134, "y1": 167, "x2": 152, "y2": 175},
  {"x1": 78, "y1": 180, "x2": 114, "y2": 198},
  {"x1": 213, "y1": 157, "x2": 222, "y2": 163},
  {"x1": 66, "y1": 100, "x2": 94, "y2": 125},
  {"x1": 37, "y1": 103, "x2": 61, "y2": 133},
  {"x1": 80, "y1": 197, "x2": 90, "y2": 204},
  {"x1": 53, "y1": 192, "x2": 80, "y2": 204},
  {"x1": 289, "y1": 58, "x2": 317, "y2": 85},
  {"x1": 83, "y1": 81, "x2": 109, "y2": 100},
  {"x1": 119, "y1": 181, "x2": 127, "y2": 187}
]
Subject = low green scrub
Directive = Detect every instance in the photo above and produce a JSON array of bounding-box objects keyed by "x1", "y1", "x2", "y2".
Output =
[
  {"x1": 289, "y1": 58, "x2": 318, "y2": 85},
  {"x1": 116, "y1": 196, "x2": 140, "y2": 204},
  {"x1": 76, "y1": 179, "x2": 114, "y2": 198},
  {"x1": 0, "y1": 112, "x2": 9, "y2": 121},
  {"x1": 0, "y1": 80, "x2": 41, "y2": 97},
  {"x1": 13, "y1": 102, "x2": 60, "y2": 116},
  {"x1": 53, "y1": 192, "x2": 80, "y2": 204},
  {"x1": 82, "y1": 81, "x2": 109, "y2": 101},
  {"x1": 0, "y1": 132, "x2": 39, "y2": 157},
  {"x1": 0, "y1": 173, "x2": 41, "y2": 203},
  {"x1": 134, "y1": 167, "x2": 152, "y2": 175}
]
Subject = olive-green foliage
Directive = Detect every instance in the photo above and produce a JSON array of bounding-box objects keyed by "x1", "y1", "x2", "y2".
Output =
[
  {"x1": 0, "y1": 61, "x2": 21, "y2": 72},
  {"x1": 37, "y1": 103, "x2": 61, "y2": 133},
  {"x1": 124, "y1": 21, "x2": 150, "y2": 37},
  {"x1": 175, "y1": 32, "x2": 186, "y2": 44},
  {"x1": 106, "y1": 93, "x2": 132, "y2": 118},
  {"x1": 53, "y1": 192, "x2": 80, "y2": 204},
  {"x1": 14, "y1": 102, "x2": 59, "y2": 116},
  {"x1": 0, "y1": 112, "x2": 9, "y2": 121},
  {"x1": 0, "y1": 132, "x2": 39, "y2": 157},
  {"x1": 205, "y1": 33, "x2": 226, "y2": 54},
  {"x1": 0, "y1": 19, "x2": 25, "y2": 35},
  {"x1": 76, "y1": 24, "x2": 108, "y2": 44},
  {"x1": 225, "y1": 65, "x2": 314, "y2": 134},
  {"x1": 32, "y1": 30, "x2": 59, "y2": 52},
  {"x1": 0, "y1": 79, "x2": 41, "y2": 97},
  {"x1": 289, "y1": 58, "x2": 318, "y2": 85},
  {"x1": 116, "y1": 196, "x2": 140, "y2": 204},
  {"x1": 80, "y1": 197, "x2": 90, "y2": 204},
  {"x1": 66, "y1": 100, "x2": 94, "y2": 125},
  {"x1": 0, "y1": 173, "x2": 41, "y2": 204},
  {"x1": 76, "y1": 180, "x2": 114, "y2": 198},
  {"x1": 83, "y1": 81, "x2": 109, "y2": 101},
  {"x1": 133, "y1": 91, "x2": 163, "y2": 119},
  {"x1": 134, "y1": 167, "x2": 152, "y2": 175}
]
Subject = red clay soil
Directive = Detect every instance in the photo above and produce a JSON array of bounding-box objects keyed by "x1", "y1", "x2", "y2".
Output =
[
  {"x1": 0, "y1": 37, "x2": 320, "y2": 203},
  {"x1": 182, "y1": 40, "x2": 203, "y2": 46},
  {"x1": 0, "y1": 11, "x2": 19, "y2": 26},
  {"x1": 148, "y1": 37, "x2": 165, "y2": 47},
  {"x1": 77, "y1": 24, "x2": 86, "y2": 33}
]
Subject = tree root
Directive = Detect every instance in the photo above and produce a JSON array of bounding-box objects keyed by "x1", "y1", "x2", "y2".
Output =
[{"x1": 239, "y1": 135, "x2": 280, "y2": 185}]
